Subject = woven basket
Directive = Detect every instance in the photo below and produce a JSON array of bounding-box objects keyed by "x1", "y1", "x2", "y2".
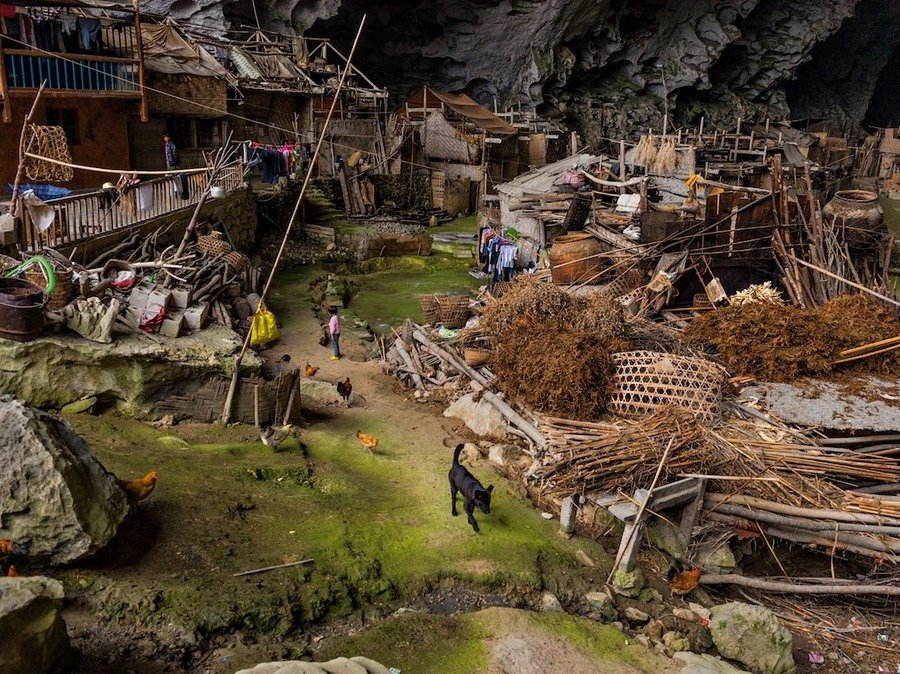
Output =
[
  {"x1": 436, "y1": 294, "x2": 470, "y2": 328},
  {"x1": 25, "y1": 266, "x2": 73, "y2": 311},
  {"x1": 223, "y1": 250, "x2": 248, "y2": 272},
  {"x1": 197, "y1": 231, "x2": 232, "y2": 255},
  {"x1": 463, "y1": 347, "x2": 491, "y2": 366},
  {"x1": 418, "y1": 294, "x2": 441, "y2": 324},
  {"x1": 608, "y1": 350, "x2": 728, "y2": 422}
]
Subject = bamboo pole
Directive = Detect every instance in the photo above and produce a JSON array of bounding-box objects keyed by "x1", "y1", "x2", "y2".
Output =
[
  {"x1": 790, "y1": 254, "x2": 900, "y2": 308},
  {"x1": 699, "y1": 573, "x2": 900, "y2": 596},
  {"x1": 221, "y1": 15, "x2": 368, "y2": 424},
  {"x1": 8, "y1": 82, "x2": 45, "y2": 217}
]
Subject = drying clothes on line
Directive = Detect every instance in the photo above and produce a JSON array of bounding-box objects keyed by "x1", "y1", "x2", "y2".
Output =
[{"x1": 78, "y1": 17, "x2": 100, "y2": 52}]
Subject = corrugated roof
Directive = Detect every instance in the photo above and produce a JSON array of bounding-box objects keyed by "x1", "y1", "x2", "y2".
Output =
[
  {"x1": 496, "y1": 153, "x2": 603, "y2": 197},
  {"x1": 404, "y1": 88, "x2": 517, "y2": 137}
]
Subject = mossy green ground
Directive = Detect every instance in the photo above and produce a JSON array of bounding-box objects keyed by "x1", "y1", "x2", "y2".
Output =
[{"x1": 56, "y1": 217, "x2": 680, "y2": 672}]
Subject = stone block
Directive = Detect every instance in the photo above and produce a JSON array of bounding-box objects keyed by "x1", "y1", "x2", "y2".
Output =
[
  {"x1": 119, "y1": 305, "x2": 143, "y2": 330},
  {"x1": 128, "y1": 283, "x2": 154, "y2": 309},
  {"x1": 159, "y1": 309, "x2": 185, "y2": 338},
  {"x1": 169, "y1": 287, "x2": 193, "y2": 309},
  {"x1": 183, "y1": 302, "x2": 209, "y2": 331}
]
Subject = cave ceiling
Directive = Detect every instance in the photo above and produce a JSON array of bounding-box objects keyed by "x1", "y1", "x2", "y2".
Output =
[{"x1": 145, "y1": 0, "x2": 900, "y2": 143}]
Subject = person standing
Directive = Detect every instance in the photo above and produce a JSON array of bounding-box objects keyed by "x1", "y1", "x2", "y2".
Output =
[
  {"x1": 163, "y1": 132, "x2": 188, "y2": 199},
  {"x1": 327, "y1": 306, "x2": 342, "y2": 360}
]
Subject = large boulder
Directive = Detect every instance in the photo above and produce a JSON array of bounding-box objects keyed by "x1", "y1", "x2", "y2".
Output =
[
  {"x1": 0, "y1": 396, "x2": 129, "y2": 565},
  {"x1": 0, "y1": 576, "x2": 69, "y2": 674},
  {"x1": 709, "y1": 602, "x2": 795, "y2": 674}
]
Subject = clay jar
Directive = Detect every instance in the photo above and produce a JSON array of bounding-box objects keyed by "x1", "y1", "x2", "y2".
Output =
[
  {"x1": 822, "y1": 189, "x2": 885, "y2": 250},
  {"x1": 548, "y1": 231, "x2": 607, "y2": 285}
]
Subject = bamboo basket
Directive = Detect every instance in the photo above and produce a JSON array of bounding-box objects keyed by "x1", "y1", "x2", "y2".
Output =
[
  {"x1": 418, "y1": 294, "x2": 441, "y2": 324},
  {"x1": 197, "y1": 231, "x2": 232, "y2": 255},
  {"x1": 25, "y1": 266, "x2": 73, "y2": 311},
  {"x1": 436, "y1": 294, "x2": 470, "y2": 328},
  {"x1": 463, "y1": 347, "x2": 491, "y2": 366},
  {"x1": 609, "y1": 350, "x2": 728, "y2": 422}
]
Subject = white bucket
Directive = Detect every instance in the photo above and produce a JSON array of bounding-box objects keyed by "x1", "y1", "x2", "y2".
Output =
[{"x1": 209, "y1": 186, "x2": 225, "y2": 198}]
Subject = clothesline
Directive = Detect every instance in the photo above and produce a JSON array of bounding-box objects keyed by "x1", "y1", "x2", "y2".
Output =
[{"x1": 23, "y1": 151, "x2": 225, "y2": 176}]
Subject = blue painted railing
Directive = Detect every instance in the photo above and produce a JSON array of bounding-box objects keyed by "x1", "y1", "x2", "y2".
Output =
[{"x1": 3, "y1": 52, "x2": 137, "y2": 92}]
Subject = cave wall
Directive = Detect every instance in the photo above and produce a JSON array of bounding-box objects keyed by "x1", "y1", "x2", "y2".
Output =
[{"x1": 139, "y1": 0, "x2": 900, "y2": 144}]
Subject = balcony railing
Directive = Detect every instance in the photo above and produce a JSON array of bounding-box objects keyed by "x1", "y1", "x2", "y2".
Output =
[
  {"x1": 3, "y1": 50, "x2": 138, "y2": 92},
  {"x1": 17, "y1": 163, "x2": 245, "y2": 252}
]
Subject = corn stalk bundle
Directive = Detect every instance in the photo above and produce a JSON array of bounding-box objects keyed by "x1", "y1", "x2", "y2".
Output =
[
  {"x1": 729, "y1": 281, "x2": 785, "y2": 307},
  {"x1": 653, "y1": 137, "x2": 678, "y2": 176},
  {"x1": 633, "y1": 135, "x2": 657, "y2": 167}
]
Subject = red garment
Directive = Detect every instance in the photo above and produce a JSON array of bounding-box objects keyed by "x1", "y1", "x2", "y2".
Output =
[{"x1": 0, "y1": 4, "x2": 17, "y2": 19}]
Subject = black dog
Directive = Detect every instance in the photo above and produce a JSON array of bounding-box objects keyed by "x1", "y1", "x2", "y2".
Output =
[{"x1": 449, "y1": 443, "x2": 493, "y2": 533}]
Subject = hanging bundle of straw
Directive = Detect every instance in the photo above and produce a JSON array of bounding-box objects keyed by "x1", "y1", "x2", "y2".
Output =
[
  {"x1": 653, "y1": 137, "x2": 678, "y2": 176},
  {"x1": 633, "y1": 135, "x2": 657, "y2": 167}
]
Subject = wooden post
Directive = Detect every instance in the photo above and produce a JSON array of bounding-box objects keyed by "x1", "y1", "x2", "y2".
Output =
[
  {"x1": 699, "y1": 116, "x2": 704, "y2": 137},
  {"x1": 570, "y1": 130, "x2": 577, "y2": 156},
  {"x1": 0, "y1": 31, "x2": 10, "y2": 124},
  {"x1": 133, "y1": 0, "x2": 148, "y2": 122},
  {"x1": 8, "y1": 83, "x2": 45, "y2": 217}
]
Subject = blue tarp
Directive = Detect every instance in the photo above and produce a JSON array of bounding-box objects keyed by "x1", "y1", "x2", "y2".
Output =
[{"x1": 5, "y1": 184, "x2": 72, "y2": 200}]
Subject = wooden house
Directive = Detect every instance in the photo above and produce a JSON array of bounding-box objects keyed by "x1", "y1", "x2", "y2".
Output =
[
  {"x1": 400, "y1": 87, "x2": 519, "y2": 216},
  {"x1": 0, "y1": 0, "x2": 147, "y2": 189}
]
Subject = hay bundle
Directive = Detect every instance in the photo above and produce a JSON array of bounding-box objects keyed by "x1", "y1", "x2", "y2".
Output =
[
  {"x1": 653, "y1": 137, "x2": 678, "y2": 176},
  {"x1": 481, "y1": 278, "x2": 630, "y2": 419},
  {"x1": 729, "y1": 281, "x2": 784, "y2": 306},
  {"x1": 633, "y1": 135, "x2": 657, "y2": 167},
  {"x1": 481, "y1": 276, "x2": 627, "y2": 343},
  {"x1": 685, "y1": 293, "x2": 900, "y2": 380}
]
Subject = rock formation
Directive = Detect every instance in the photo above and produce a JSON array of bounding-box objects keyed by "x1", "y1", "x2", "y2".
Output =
[
  {"x1": 0, "y1": 576, "x2": 70, "y2": 673},
  {"x1": 0, "y1": 396, "x2": 129, "y2": 565},
  {"x1": 139, "y1": 0, "x2": 900, "y2": 142}
]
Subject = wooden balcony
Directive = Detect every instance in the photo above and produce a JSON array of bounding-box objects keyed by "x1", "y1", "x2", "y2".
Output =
[
  {"x1": 15, "y1": 164, "x2": 245, "y2": 252},
  {"x1": 2, "y1": 49, "x2": 140, "y2": 95}
]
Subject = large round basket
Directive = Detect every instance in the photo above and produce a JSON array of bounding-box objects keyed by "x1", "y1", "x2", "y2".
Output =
[
  {"x1": 436, "y1": 294, "x2": 470, "y2": 328},
  {"x1": 418, "y1": 294, "x2": 441, "y2": 324},
  {"x1": 609, "y1": 350, "x2": 728, "y2": 422}
]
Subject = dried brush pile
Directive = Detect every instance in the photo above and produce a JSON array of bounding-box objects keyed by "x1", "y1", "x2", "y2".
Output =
[
  {"x1": 536, "y1": 407, "x2": 714, "y2": 498},
  {"x1": 480, "y1": 279, "x2": 630, "y2": 419},
  {"x1": 685, "y1": 294, "x2": 900, "y2": 381}
]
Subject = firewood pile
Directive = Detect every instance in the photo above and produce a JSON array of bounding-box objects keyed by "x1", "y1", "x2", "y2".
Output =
[
  {"x1": 382, "y1": 278, "x2": 900, "y2": 582},
  {"x1": 31, "y1": 223, "x2": 263, "y2": 341}
]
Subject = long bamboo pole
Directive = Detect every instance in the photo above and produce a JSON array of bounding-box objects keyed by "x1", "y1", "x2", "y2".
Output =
[
  {"x1": 790, "y1": 254, "x2": 900, "y2": 308},
  {"x1": 699, "y1": 573, "x2": 900, "y2": 596},
  {"x1": 220, "y1": 15, "x2": 368, "y2": 424},
  {"x1": 8, "y1": 82, "x2": 45, "y2": 217}
]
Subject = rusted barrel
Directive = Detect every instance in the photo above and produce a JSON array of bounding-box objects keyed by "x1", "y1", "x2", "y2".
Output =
[
  {"x1": 0, "y1": 278, "x2": 47, "y2": 342},
  {"x1": 822, "y1": 189, "x2": 885, "y2": 250},
  {"x1": 549, "y1": 232, "x2": 606, "y2": 285}
]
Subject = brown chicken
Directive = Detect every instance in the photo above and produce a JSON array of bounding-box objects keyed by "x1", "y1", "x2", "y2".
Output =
[
  {"x1": 6, "y1": 564, "x2": 18, "y2": 577},
  {"x1": 0, "y1": 539, "x2": 28, "y2": 557},
  {"x1": 336, "y1": 377, "x2": 352, "y2": 405},
  {"x1": 667, "y1": 560, "x2": 702, "y2": 596},
  {"x1": 356, "y1": 430, "x2": 378, "y2": 454},
  {"x1": 116, "y1": 470, "x2": 159, "y2": 505},
  {"x1": 305, "y1": 362, "x2": 320, "y2": 377}
]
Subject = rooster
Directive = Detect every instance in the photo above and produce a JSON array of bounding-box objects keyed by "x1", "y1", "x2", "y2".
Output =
[
  {"x1": 115, "y1": 470, "x2": 158, "y2": 505},
  {"x1": 336, "y1": 377, "x2": 352, "y2": 406},
  {"x1": 666, "y1": 558, "x2": 702, "y2": 596},
  {"x1": 305, "y1": 361, "x2": 320, "y2": 378},
  {"x1": 0, "y1": 539, "x2": 29, "y2": 558},
  {"x1": 260, "y1": 423, "x2": 293, "y2": 451},
  {"x1": 356, "y1": 430, "x2": 378, "y2": 454}
]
